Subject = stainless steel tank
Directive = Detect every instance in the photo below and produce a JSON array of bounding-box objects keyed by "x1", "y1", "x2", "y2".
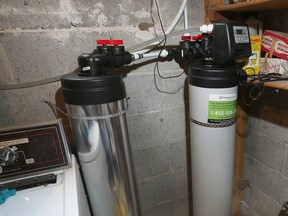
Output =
[{"x1": 61, "y1": 73, "x2": 141, "y2": 216}]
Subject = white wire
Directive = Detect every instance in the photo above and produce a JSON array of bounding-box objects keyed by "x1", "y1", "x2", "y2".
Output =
[
  {"x1": 184, "y1": 5, "x2": 189, "y2": 30},
  {"x1": 165, "y1": 0, "x2": 188, "y2": 34},
  {"x1": 132, "y1": 0, "x2": 188, "y2": 55}
]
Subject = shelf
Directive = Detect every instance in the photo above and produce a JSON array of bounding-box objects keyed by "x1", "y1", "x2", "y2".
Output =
[
  {"x1": 212, "y1": 0, "x2": 288, "y2": 12},
  {"x1": 264, "y1": 80, "x2": 288, "y2": 90}
]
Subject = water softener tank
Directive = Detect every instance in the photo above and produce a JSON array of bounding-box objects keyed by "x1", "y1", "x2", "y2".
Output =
[
  {"x1": 61, "y1": 72, "x2": 141, "y2": 216},
  {"x1": 189, "y1": 63, "x2": 238, "y2": 216}
]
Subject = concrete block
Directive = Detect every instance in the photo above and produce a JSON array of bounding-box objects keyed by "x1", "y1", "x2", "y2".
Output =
[
  {"x1": 0, "y1": 30, "x2": 137, "y2": 83},
  {"x1": 242, "y1": 187, "x2": 252, "y2": 208},
  {"x1": 0, "y1": 94, "x2": 15, "y2": 127},
  {"x1": 249, "y1": 210, "x2": 262, "y2": 216},
  {"x1": 127, "y1": 111, "x2": 166, "y2": 150},
  {"x1": 162, "y1": 71, "x2": 187, "y2": 110},
  {"x1": 243, "y1": 155, "x2": 255, "y2": 184},
  {"x1": 254, "y1": 161, "x2": 288, "y2": 204},
  {"x1": 241, "y1": 201, "x2": 250, "y2": 216},
  {"x1": 169, "y1": 140, "x2": 187, "y2": 170},
  {"x1": 0, "y1": 14, "x2": 70, "y2": 30},
  {"x1": 245, "y1": 129, "x2": 285, "y2": 171},
  {"x1": 0, "y1": 42, "x2": 15, "y2": 84},
  {"x1": 164, "y1": 107, "x2": 186, "y2": 143},
  {"x1": 0, "y1": 83, "x2": 61, "y2": 127},
  {"x1": 247, "y1": 115, "x2": 259, "y2": 131},
  {"x1": 0, "y1": 0, "x2": 70, "y2": 29},
  {"x1": 283, "y1": 154, "x2": 288, "y2": 178},
  {"x1": 173, "y1": 195, "x2": 189, "y2": 216},
  {"x1": 0, "y1": 0, "x2": 61, "y2": 11},
  {"x1": 186, "y1": 0, "x2": 204, "y2": 27},
  {"x1": 138, "y1": 169, "x2": 188, "y2": 209},
  {"x1": 250, "y1": 187, "x2": 281, "y2": 216},
  {"x1": 124, "y1": 73, "x2": 164, "y2": 114},
  {"x1": 134, "y1": 144, "x2": 170, "y2": 180},
  {"x1": 0, "y1": 31, "x2": 78, "y2": 82},
  {"x1": 143, "y1": 201, "x2": 174, "y2": 216},
  {"x1": 69, "y1": 0, "x2": 151, "y2": 27},
  {"x1": 258, "y1": 118, "x2": 288, "y2": 144},
  {"x1": 257, "y1": 103, "x2": 288, "y2": 143},
  {"x1": 247, "y1": 101, "x2": 262, "y2": 130}
]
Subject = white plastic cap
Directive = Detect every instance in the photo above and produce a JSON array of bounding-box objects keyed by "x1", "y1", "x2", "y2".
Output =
[
  {"x1": 207, "y1": 24, "x2": 214, "y2": 33},
  {"x1": 200, "y1": 24, "x2": 214, "y2": 33}
]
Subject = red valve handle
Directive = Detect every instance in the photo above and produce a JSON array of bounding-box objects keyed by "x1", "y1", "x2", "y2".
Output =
[
  {"x1": 181, "y1": 36, "x2": 191, "y2": 41},
  {"x1": 192, "y1": 34, "x2": 202, "y2": 41},
  {"x1": 96, "y1": 40, "x2": 110, "y2": 46},
  {"x1": 96, "y1": 39, "x2": 124, "y2": 46},
  {"x1": 109, "y1": 40, "x2": 123, "y2": 46}
]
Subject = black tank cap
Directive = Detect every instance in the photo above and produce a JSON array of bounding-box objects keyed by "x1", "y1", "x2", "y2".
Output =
[
  {"x1": 189, "y1": 64, "x2": 238, "y2": 88},
  {"x1": 61, "y1": 72, "x2": 126, "y2": 105}
]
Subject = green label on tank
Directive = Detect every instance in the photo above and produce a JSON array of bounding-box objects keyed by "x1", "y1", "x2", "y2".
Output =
[{"x1": 208, "y1": 94, "x2": 237, "y2": 123}]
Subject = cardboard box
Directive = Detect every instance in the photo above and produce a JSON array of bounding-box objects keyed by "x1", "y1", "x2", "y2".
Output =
[
  {"x1": 260, "y1": 57, "x2": 287, "y2": 74},
  {"x1": 261, "y1": 30, "x2": 288, "y2": 60},
  {"x1": 244, "y1": 35, "x2": 262, "y2": 75}
]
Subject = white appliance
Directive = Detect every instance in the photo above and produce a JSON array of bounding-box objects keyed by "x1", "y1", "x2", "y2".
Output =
[{"x1": 0, "y1": 120, "x2": 91, "y2": 216}]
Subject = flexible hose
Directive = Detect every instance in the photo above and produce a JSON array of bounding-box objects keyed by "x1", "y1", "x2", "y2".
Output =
[
  {"x1": 184, "y1": 5, "x2": 189, "y2": 30},
  {"x1": 0, "y1": 74, "x2": 63, "y2": 90},
  {"x1": 165, "y1": 0, "x2": 188, "y2": 34},
  {"x1": 132, "y1": 0, "x2": 188, "y2": 55},
  {"x1": 0, "y1": 27, "x2": 199, "y2": 90},
  {"x1": 127, "y1": 27, "x2": 199, "y2": 52}
]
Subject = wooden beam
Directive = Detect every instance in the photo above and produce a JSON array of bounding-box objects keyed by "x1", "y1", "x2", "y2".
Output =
[
  {"x1": 205, "y1": 0, "x2": 228, "y2": 23},
  {"x1": 213, "y1": 0, "x2": 288, "y2": 12},
  {"x1": 232, "y1": 87, "x2": 247, "y2": 216}
]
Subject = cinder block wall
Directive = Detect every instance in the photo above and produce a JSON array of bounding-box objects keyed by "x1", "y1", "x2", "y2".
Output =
[
  {"x1": 242, "y1": 91, "x2": 288, "y2": 216},
  {"x1": 242, "y1": 10, "x2": 288, "y2": 216},
  {"x1": 0, "y1": 0, "x2": 204, "y2": 215}
]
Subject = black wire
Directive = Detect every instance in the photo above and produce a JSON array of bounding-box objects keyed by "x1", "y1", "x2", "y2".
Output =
[
  {"x1": 152, "y1": 0, "x2": 186, "y2": 94},
  {"x1": 239, "y1": 67, "x2": 285, "y2": 105}
]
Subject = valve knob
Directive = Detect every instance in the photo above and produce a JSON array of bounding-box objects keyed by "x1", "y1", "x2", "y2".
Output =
[
  {"x1": 109, "y1": 40, "x2": 124, "y2": 46},
  {"x1": 181, "y1": 36, "x2": 192, "y2": 41},
  {"x1": 96, "y1": 39, "x2": 124, "y2": 46},
  {"x1": 96, "y1": 40, "x2": 110, "y2": 46},
  {"x1": 192, "y1": 34, "x2": 203, "y2": 41},
  {"x1": 0, "y1": 146, "x2": 16, "y2": 163}
]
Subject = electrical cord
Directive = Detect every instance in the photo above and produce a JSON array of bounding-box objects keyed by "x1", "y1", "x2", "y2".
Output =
[
  {"x1": 239, "y1": 68, "x2": 286, "y2": 105},
  {"x1": 133, "y1": 0, "x2": 188, "y2": 55},
  {"x1": 152, "y1": 0, "x2": 186, "y2": 94}
]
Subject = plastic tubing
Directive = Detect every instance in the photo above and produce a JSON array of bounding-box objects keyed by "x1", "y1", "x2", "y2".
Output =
[
  {"x1": 165, "y1": 0, "x2": 188, "y2": 34},
  {"x1": 0, "y1": 27, "x2": 199, "y2": 91},
  {"x1": 127, "y1": 27, "x2": 199, "y2": 53},
  {"x1": 0, "y1": 74, "x2": 63, "y2": 90},
  {"x1": 132, "y1": 49, "x2": 169, "y2": 60},
  {"x1": 132, "y1": 0, "x2": 188, "y2": 55},
  {"x1": 184, "y1": 5, "x2": 189, "y2": 30}
]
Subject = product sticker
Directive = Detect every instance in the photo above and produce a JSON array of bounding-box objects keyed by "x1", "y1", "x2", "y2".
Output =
[{"x1": 208, "y1": 94, "x2": 237, "y2": 123}]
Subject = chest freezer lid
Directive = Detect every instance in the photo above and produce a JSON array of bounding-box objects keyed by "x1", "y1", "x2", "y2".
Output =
[{"x1": 0, "y1": 156, "x2": 85, "y2": 216}]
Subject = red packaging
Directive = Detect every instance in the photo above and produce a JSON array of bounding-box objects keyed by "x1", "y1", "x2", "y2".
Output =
[{"x1": 261, "y1": 30, "x2": 288, "y2": 60}]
